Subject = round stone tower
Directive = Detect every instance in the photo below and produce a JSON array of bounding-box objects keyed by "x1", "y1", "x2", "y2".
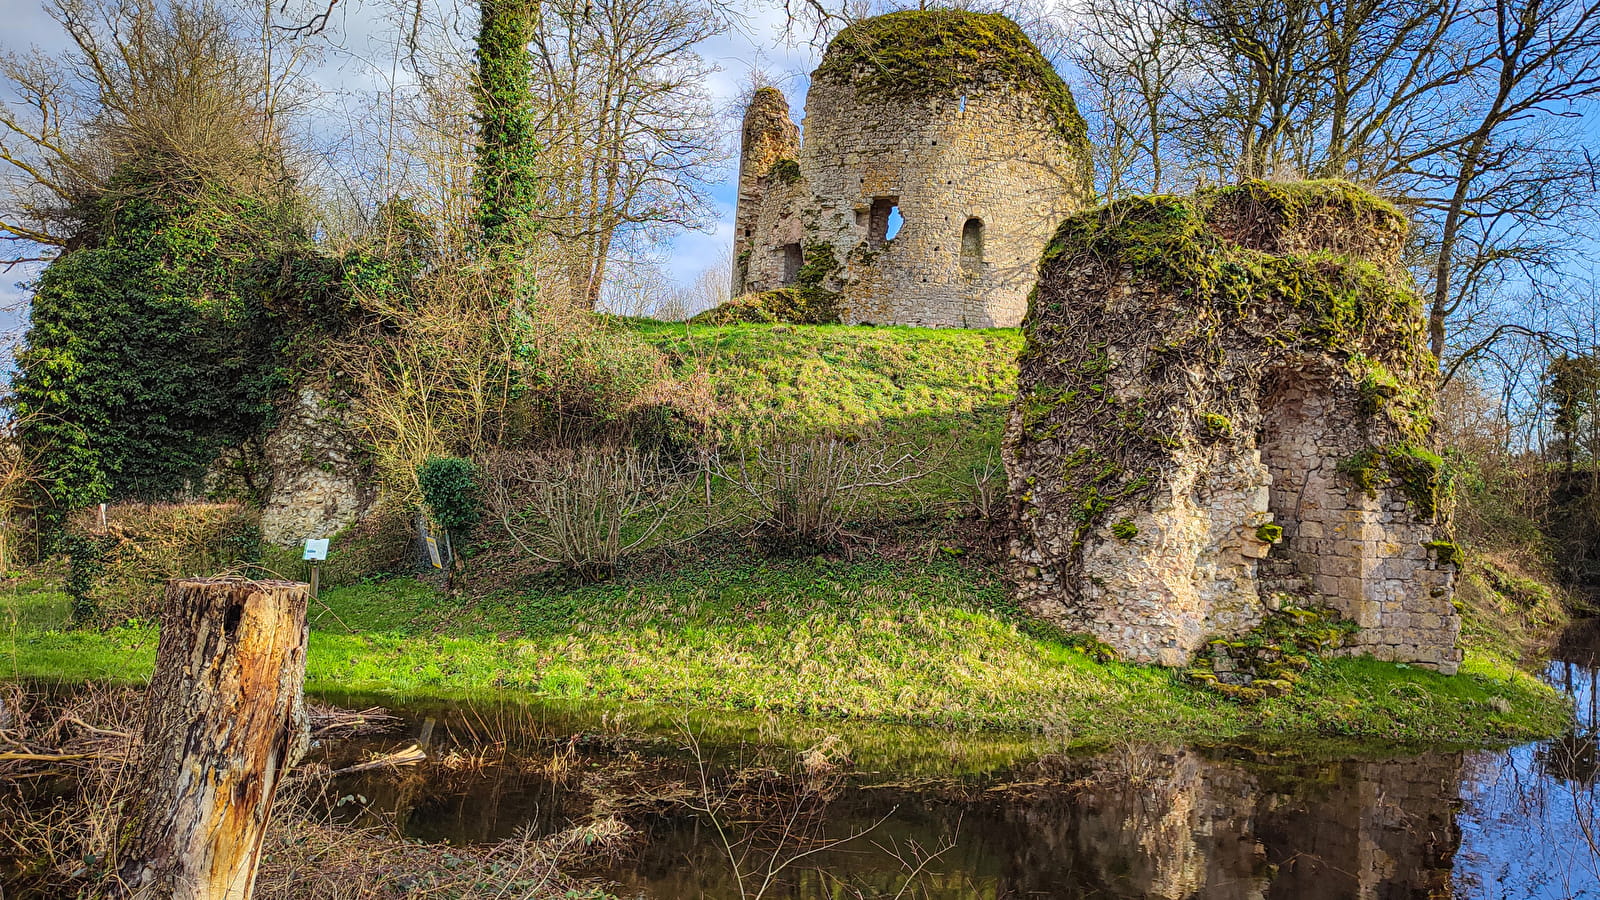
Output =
[{"x1": 732, "y1": 10, "x2": 1093, "y2": 327}]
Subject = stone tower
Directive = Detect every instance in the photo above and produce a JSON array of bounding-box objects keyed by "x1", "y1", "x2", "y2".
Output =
[
  {"x1": 731, "y1": 88, "x2": 800, "y2": 298},
  {"x1": 1005, "y1": 181, "x2": 1462, "y2": 673},
  {"x1": 729, "y1": 10, "x2": 1092, "y2": 328}
]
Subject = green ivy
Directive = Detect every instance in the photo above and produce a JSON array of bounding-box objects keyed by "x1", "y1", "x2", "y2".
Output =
[
  {"x1": 473, "y1": 0, "x2": 542, "y2": 257},
  {"x1": 12, "y1": 187, "x2": 316, "y2": 517}
]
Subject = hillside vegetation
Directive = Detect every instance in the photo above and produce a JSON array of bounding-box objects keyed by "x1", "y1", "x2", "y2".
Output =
[{"x1": 2, "y1": 320, "x2": 1572, "y2": 748}]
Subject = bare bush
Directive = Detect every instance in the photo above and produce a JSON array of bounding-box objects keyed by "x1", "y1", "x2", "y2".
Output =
[
  {"x1": 486, "y1": 446, "x2": 690, "y2": 580},
  {"x1": 714, "y1": 436, "x2": 932, "y2": 549},
  {"x1": 955, "y1": 445, "x2": 1007, "y2": 522},
  {"x1": 62, "y1": 501, "x2": 261, "y2": 625},
  {"x1": 0, "y1": 0, "x2": 310, "y2": 259}
]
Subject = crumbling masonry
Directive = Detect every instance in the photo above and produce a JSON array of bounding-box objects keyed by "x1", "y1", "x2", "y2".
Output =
[
  {"x1": 730, "y1": 11, "x2": 1092, "y2": 328},
  {"x1": 1004, "y1": 181, "x2": 1462, "y2": 673}
]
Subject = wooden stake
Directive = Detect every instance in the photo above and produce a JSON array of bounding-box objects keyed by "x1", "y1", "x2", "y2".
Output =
[{"x1": 117, "y1": 577, "x2": 310, "y2": 900}]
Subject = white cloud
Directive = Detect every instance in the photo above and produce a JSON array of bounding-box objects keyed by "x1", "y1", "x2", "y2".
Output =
[{"x1": 0, "y1": 0, "x2": 828, "y2": 329}]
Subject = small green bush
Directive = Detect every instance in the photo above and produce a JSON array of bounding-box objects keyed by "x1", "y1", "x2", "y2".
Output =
[{"x1": 417, "y1": 457, "x2": 483, "y2": 538}]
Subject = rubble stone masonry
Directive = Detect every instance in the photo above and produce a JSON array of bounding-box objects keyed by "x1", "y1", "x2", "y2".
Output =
[
  {"x1": 730, "y1": 10, "x2": 1092, "y2": 327},
  {"x1": 1004, "y1": 181, "x2": 1462, "y2": 673}
]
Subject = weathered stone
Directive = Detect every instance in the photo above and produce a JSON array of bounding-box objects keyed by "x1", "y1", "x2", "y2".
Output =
[
  {"x1": 729, "y1": 10, "x2": 1092, "y2": 327},
  {"x1": 1006, "y1": 181, "x2": 1461, "y2": 674},
  {"x1": 259, "y1": 387, "x2": 376, "y2": 546}
]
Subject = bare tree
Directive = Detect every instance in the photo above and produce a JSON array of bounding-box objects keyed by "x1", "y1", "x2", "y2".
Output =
[
  {"x1": 1067, "y1": 0, "x2": 1192, "y2": 196},
  {"x1": 529, "y1": 0, "x2": 731, "y2": 309},
  {"x1": 0, "y1": 0, "x2": 310, "y2": 263}
]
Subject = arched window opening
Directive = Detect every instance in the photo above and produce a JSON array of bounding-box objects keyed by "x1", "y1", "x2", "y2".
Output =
[{"x1": 960, "y1": 217, "x2": 984, "y2": 273}]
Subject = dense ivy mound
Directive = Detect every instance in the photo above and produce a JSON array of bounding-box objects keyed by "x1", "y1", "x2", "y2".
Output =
[{"x1": 812, "y1": 9, "x2": 1089, "y2": 145}]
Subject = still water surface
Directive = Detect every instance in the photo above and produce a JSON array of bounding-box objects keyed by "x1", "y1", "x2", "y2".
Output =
[{"x1": 321, "y1": 622, "x2": 1600, "y2": 898}]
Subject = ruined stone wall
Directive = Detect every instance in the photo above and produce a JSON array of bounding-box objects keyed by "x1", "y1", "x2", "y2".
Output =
[
  {"x1": 1005, "y1": 180, "x2": 1461, "y2": 672},
  {"x1": 980, "y1": 746, "x2": 1462, "y2": 898},
  {"x1": 730, "y1": 88, "x2": 800, "y2": 298},
  {"x1": 731, "y1": 10, "x2": 1091, "y2": 327},
  {"x1": 258, "y1": 386, "x2": 376, "y2": 545}
]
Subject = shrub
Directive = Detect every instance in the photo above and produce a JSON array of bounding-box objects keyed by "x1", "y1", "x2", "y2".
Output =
[
  {"x1": 716, "y1": 434, "x2": 931, "y2": 550},
  {"x1": 485, "y1": 447, "x2": 687, "y2": 580},
  {"x1": 60, "y1": 502, "x2": 262, "y2": 626},
  {"x1": 417, "y1": 457, "x2": 483, "y2": 541}
]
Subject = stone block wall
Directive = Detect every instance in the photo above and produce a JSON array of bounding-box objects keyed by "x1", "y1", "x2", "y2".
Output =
[
  {"x1": 730, "y1": 10, "x2": 1092, "y2": 327},
  {"x1": 258, "y1": 386, "x2": 376, "y2": 545},
  {"x1": 1005, "y1": 181, "x2": 1461, "y2": 672}
]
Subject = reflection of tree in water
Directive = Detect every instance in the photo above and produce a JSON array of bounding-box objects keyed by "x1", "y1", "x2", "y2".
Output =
[{"x1": 1452, "y1": 621, "x2": 1600, "y2": 897}]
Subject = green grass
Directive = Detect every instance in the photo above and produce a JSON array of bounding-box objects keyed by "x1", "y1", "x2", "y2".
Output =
[
  {"x1": 629, "y1": 319, "x2": 1019, "y2": 518},
  {"x1": 630, "y1": 320, "x2": 1019, "y2": 440},
  {"x1": 0, "y1": 322, "x2": 1574, "y2": 751},
  {"x1": 2, "y1": 554, "x2": 1569, "y2": 748}
]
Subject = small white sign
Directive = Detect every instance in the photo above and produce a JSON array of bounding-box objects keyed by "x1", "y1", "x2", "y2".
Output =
[
  {"x1": 424, "y1": 536, "x2": 443, "y2": 569},
  {"x1": 303, "y1": 538, "x2": 330, "y2": 561}
]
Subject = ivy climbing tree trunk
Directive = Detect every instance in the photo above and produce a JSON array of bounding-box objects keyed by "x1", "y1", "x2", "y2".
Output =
[
  {"x1": 116, "y1": 577, "x2": 310, "y2": 900},
  {"x1": 473, "y1": 0, "x2": 542, "y2": 268}
]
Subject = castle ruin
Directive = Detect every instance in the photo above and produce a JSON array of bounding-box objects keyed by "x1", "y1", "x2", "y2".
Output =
[
  {"x1": 1005, "y1": 181, "x2": 1462, "y2": 674},
  {"x1": 730, "y1": 11, "x2": 1092, "y2": 328}
]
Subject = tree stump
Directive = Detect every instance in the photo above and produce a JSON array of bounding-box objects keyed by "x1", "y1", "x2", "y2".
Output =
[{"x1": 117, "y1": 577, "x2": 310, "y2": 900}]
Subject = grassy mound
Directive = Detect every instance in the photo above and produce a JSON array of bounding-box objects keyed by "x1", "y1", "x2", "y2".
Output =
[
  {"x1": 1, "y1": 555, "x2": 1567, "y2": 745},
  {"x1": 688, "y1": 288, "x2": 842, "y2": 327}
]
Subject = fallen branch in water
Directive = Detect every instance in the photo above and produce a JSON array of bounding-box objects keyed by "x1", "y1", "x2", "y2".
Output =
[
  {"x1": 309, "y1": 705, "x2": 401, "y2": 739},
  {"x1": 0, "y1": 750, "x2": 97, "y2": 762},
  {"x1": 327, "y1": 744, "x2": 427, "y2": 776}
]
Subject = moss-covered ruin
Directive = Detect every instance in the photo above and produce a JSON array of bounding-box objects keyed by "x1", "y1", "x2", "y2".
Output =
[
  {"x1": 1006, "y1": 179, "x2": 1462, "y2": 673},
  {"x1": 812, "y1": 10, "x2": 1091, "y2": 148},
  {"x1": 728, "y1": 10, "x2": 1091, "y2": 328}
]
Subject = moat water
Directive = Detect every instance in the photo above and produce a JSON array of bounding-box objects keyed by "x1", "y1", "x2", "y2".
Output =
[{"x1": 317, "y1": 622, "x2": 1600, "y2": 899}]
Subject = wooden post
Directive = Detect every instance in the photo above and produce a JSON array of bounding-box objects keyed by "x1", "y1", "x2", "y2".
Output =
[{"x1": 117, "y1": 577, "x2": 311, "y2": 900}]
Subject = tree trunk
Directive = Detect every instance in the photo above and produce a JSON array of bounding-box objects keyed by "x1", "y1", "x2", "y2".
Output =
[{"x1": 117, "y1": 577, "x2": 311, "y2": 900}]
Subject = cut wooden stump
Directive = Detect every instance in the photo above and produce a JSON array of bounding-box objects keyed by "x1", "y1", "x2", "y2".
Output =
[{"x1": 116, "y1": 577, "x2": 310, "y2": 900}]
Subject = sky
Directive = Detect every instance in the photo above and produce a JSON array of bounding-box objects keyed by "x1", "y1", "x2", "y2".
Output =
[{"x1": 0, "y1": 0, "x2": 828, "y2": 337}]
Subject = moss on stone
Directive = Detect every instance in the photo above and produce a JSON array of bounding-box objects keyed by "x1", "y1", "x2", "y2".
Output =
[
  {"x1": 1111, "y1": 519, "x2": 1138, "y2": 540},
  {"x1": 768, "y1": 157, "x2": 801, "y2": 184},
  {"x1": 813, "y1": 10, "x2": 1090, "y2": 150},
  {"x1": 1022, "y1": 181, "x2": 1436, "y2": 545},
  {"x1": 795, "y1": 242, "x2": 838, "y2": 289},
  {"x1": 695, "y1": 243, "x2": 843, "y2": 326},
  {"x1": 1337, "y1": 443, "x2": 1449, "y2": 520},
  {"x1": 1186, "y1": 605, "x2": 1360, "y2": 703},
  {"x1": 1201, "y1": 413, "x2": 1233, "y2": 439},
  {"x1": 1424, "y1": 540, "x2": 1463, "y2": 566},
  {"x1": 1256, "y1": 523, "x2": 1284, "y2": 543},
  {"x1": 690, "y1": 288, "x2": 841, "y2": 326},
  {"x1": 1197, "y1": 179, "x2": 1407, "y2": 257}
]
